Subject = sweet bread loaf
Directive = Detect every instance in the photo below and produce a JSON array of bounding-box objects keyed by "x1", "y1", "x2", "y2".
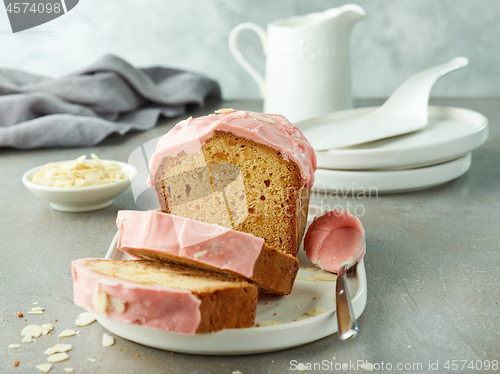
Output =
[{"x1": 148, "y1": 110, "x2": 316, "y2": 256}]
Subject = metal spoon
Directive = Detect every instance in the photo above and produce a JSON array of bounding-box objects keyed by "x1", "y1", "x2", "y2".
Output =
[
  {"x1": 313, "y1": 57, "x2": 469, "y2": 150},
  {"x1": 335, "y1": 238, "x2": 365, "y2": 340}
]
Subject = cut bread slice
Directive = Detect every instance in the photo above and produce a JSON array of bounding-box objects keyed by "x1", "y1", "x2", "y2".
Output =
[
  {"x1": 148, "y1": 111, "x2": 316, "y2": 257},
  {"x1": 72, "y1": 258, "x2": 258, "y2": 334},
  {"x1": 116, "y1": 210, "x2": 299, "y2": 296}
]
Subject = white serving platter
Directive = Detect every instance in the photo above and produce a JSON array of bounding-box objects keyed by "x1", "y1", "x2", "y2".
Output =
[
  {"x1": 313, "y1": 153, "x2": 471, "y2": 194},
  {"x1": 298, "y1": 106, "x2": 488, "y2": 171},
  {"x1": 97, "y1": 231, "x2": 367, "y2": 355}
]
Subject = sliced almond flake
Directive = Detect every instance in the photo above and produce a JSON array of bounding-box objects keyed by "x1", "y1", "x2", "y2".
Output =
[
  {"x1": 21, "y1": 324, "x2": 42, "y2": 337},
  {"x1": 58, "y1": 329, "x2": 76, "y2": 338},
  {"x1": 44, "y1": 344, "x2": 72, "y2": 355},
  {"x1": 257, "y1": 320, "x2": 282, "y2": 327},
  {"x1": 28, "y1": 310, "x2": 44, "y2": 315},
  {"x1": 36, "y1": 363, "x2": 52, "y2": 373},
  {"x1": 102, "y1": 333, "x2": 114, "y2": 347},
  {"x1": 215, "y1": 108, "x2": 236, "y2": 114},
  {"x1": 312, "y1": 270, "x2": 337, "y2": 282},
  {"x1": 84, "y1": 171, "x2": 100, "y2": 181},
  {"x1": 64, "y1": 369, "x2": 74, "y2": 373},
  {"x1": 249, "y1": 113, "x2": 275, "y2": 124},
  {"x1": 59, "y1": 161, "x2": 78, "y2": 170},
  {"x1": 110, "y1": 297, "x2": 126, "y2": 314},
  {"x1": 74, "y1": 178, "x2": 85, "y2": 187},
  {"x1": 193, "y1": 250, "x2": 207, "y2": 259},
  {"x1": 75, "y1": 155, "x2": 87, "y2": 164},
  {"x1": 47, "y1": 352, "x2": 69, "y2": 363},
  {"x1": 9, "y1": 343, "x2": 21, "y2": 349},
  {"x1": 41, "y1": 323, "x2": 54, "y2": 335},
  {"x1": 304, "y1": 265, "x2": 321, "y2": 272},
  {"x1": 296, "y1": 276, "x2": 317, "y2": 282},
  {"x1": 33, "y1": 302, "x2": 39, "y2": 305},
  {"x1": 65, "y1": 171, "x2": 76, "y2": 180},
  {"x1": 93, "y1": 284, "x2": 108, "y2": 315},
  {"x1": 91, "y1": 153, "x2": 105, "y2": 169},
  {"x1": 294, "y1": 315, "x2": 311, "y2": 321},
  {"x1": 306, "y1": 307, "x2": 327, "y2": 317},
  {"x1": 22, "y1": 335, "x2": 33, "y2": 343},
  {"x1": 32, "y1": 307, "x2": 45, "y2": 312},
  {"x1": 75, "y1": 312, "x2": 96, "y2": 327}
]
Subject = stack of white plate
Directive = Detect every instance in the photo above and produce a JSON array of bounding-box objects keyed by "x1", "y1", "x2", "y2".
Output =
[{"x1": 298, "y1": 106, "x2": 488, "y2": 194}]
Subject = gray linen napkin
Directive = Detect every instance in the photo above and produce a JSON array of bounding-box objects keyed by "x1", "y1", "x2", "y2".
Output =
[{"x1": 0, "y1": 54, "x2": 221, "y2": 149}]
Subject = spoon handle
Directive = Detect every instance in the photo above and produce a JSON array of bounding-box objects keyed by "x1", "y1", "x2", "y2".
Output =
[{"x1": 336, "y1": 264, "x2": 359, "y2": 340}]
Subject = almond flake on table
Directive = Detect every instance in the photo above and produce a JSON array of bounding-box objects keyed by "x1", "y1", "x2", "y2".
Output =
[
  {"x1": 21, "y1": 324, "x2": 42, "y2": 338},
  {"x1": 41, "y1": 323, "x2": 53, "y2": 334},
  {"x1": 47, "y1": 352, "x2": 69, "y2": 363},
  {"x1": 102, "y1": 333, "x2": 114, "y2": 347},
  {"x1": 58, "y1": 329, "x2": 76, "y2": 338},
  {"x1": 64, "y1": 369, "x2": 74, "y2": 373},
  {"x1": 8, "y1": 343, "x2": 21, "y2": 349},
  {"x1": 35, "y1": 363, "x2": 52, "y2": 373},
  {"x1": 22, "y1": 335, "x2": 33, "y2": 343},
  {"x1": 44, "y1": 344, "x2": 72, "y2": 355},
  {"x1": 75, "y1": 311, "x2": 96, "y2": 327}
]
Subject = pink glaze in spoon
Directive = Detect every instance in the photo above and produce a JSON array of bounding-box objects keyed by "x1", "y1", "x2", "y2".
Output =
[{"x1": 304, "y1": 210, "x2": 366, "y2": 340}]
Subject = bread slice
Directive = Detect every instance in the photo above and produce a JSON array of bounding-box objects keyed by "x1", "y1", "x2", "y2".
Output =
[
  {"x1": 72, "y1": 258, "x2": 258, "y2": 334},
  {"x1": 116, "y1": 210, "x2": 299, "y2": 296},
  {"x1": 149, "y1": 111, "x2": 316, "y2": 256}
]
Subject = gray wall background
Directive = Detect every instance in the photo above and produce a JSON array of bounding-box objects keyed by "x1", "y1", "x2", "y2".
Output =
[{"x1": 0, "y1": 0, "x2": 498, "y2": 99}]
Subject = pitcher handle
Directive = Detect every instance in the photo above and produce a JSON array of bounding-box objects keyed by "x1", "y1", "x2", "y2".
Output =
[{"x1": 229, "y1": 23, "x2": 267, "y2": 98}]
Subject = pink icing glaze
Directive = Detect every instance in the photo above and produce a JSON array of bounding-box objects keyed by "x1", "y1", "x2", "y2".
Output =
[
  {"x1": 304, "y1": 210, "x2": 366, "y2": 273},
  {"x1": 147, "y1": 110, "x2": 317, "y2": 188},
  {"x1": 116, "y1": 210, "x2": 265, "y2": 278},
  {"x1": 72, "y1": 258, "x2": 202, "y2": 335}
]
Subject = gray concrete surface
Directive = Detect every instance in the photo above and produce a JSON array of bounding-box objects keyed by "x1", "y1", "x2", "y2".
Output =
[{"x1": 1, "y1": 98, "x2": 499, "y2": 373}]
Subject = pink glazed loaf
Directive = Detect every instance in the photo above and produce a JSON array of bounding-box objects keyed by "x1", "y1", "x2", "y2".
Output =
[
  {"x1": 148, "y1": 110, "x2": 317, "y2": 257},
  {"x1": 116, "y1": 210, "x2": 299, "y2": 295},
  {"x1": 72, "y1": 258, "x2": 257, "y2": 334}
]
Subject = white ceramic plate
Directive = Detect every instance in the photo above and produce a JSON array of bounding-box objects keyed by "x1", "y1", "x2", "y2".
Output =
[
  {"x1": 313, "y1": 153, "x2": 471, "y2": 194},
  {"x1": 97, "y1": 231, "x2": 367, "y2": 355},
  {"x1": 298, "y1": 106, "x2": 488, "y2": 170}
]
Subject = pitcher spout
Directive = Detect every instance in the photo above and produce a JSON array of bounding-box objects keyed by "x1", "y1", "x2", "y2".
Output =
[{"x1": 336, "y1": 4, "x2": 366, "y2": 30}]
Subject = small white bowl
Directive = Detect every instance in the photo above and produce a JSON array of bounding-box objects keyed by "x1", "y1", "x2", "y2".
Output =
[{"x1": 22, "y1": 160, "x2": 137, "y2": 212}]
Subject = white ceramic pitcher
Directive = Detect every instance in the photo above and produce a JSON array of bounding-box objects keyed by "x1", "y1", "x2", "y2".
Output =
[{"x1": 229, "y1": 5, "x2": 365, "y2": 123}]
